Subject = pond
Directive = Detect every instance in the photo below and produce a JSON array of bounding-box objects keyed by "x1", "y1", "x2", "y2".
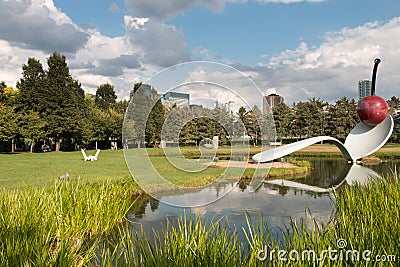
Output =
[{"x1": 127, "y1": 158, "x2": 400, "y2": 241}]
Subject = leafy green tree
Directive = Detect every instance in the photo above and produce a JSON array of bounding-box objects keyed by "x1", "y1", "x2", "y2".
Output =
[
  {"x1": 2, "y1": 86, "x2": 20, "y2": 107},
  {"x1": 129, "y1": 82, "x2": 165, "y2": 147},
  {"x1": 16, "y1": 58, "x2": 46, "y2": 114},
  {"x1": 107, "y1": 108, "x2": 124, "y2": 145},
  {"x1": 128, "y1": 83, "x2": 148, "y2": 148},
  {"x1": 273, "y1": 102, "x2": 292, "y2": 142},
  {"x1": 387, "y1": 96, "x2": 400, "y2": 142},
  {"x1": 245, "y1": 106, "x2": 261, "y2": 146},
  {"x1": 328, "y1": 97, "x2": 358, "y2": 141},
  {"x1": 0, "y1": 81, "x2": 6, "y2": 103},
  {"x1": 162, "y1": 105, "x2": 186, "y2": 144},
  {"x1": 95, "y1": 83, "x2": 117, "y2": 110},
  {"x1": 19, "y1": 111, "x2": 46, "y2": 153},
  {"x1": 114, "y1": 99, "x2": 129, "y2": 114},
  {"x1": 0, "y1": 105, "x2": 18, "y2": 151},
  {"x1": 0, "y1": 83, "x2": 21, "y2": 152},
  {"x1": 44, "y1": 52, "x2": 86, "y2": 151},
  {"x1": 305, "y1": 98, "x2": 327, "y2": 137},
  {"x1": 387, "y1": 96, "x2": 400, "y2": 115},
  {"x1": 291, "y1": 98, "x2": 327, "y2": 139},
  {"x1": 145, "y1": 97, "x2": 165, "y2": 146}
]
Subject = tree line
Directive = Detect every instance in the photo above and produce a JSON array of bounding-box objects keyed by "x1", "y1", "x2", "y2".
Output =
[
  {"x1": 0, "y1": 52, "x2": 128, "y2": 152},
  {"x1": 1, "y1": 51, "x2": 399, "y2": 152},
  {"x1": 273, "y1": 96, "x2": 400, "y2": 143}
]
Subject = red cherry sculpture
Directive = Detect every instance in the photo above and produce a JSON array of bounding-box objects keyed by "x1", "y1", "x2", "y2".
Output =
[{"x1": 357, "y1": 58, "x2": 388, "y2": 126}]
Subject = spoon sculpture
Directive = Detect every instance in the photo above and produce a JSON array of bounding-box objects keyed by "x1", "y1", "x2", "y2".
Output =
[
  {"x1": 253, "y1": 59, "x2": 394, "y2": 163},
  {"x1": 265, "y1": 164, "x2": 380, "y2": 194},
  {"x1": 252, "y1": 114, "x2": 393, "y2": 163}
]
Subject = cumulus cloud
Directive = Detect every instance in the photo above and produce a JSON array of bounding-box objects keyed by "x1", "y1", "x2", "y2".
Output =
[
  {"x1": 125, "y1": 16, "x2": 190, "y2": 67},
  {"x1": 0, "y1": 0, "x2": 89, "y2": 54},
  {"x1": 125, "y1": 0, "x2": 228, "y2": 21},
  {"x1": 251, "y1": 17, "x2": 400, "y2": 105},
  {"x1": 125, "y1": 0, "x2": 325, "y2": 21},
  {"x1": 90, "y1": 55, "x2": 141, "y2": 77},
  {"x1": 258, "y1": 0, "x2": 325, "y2": 3}
]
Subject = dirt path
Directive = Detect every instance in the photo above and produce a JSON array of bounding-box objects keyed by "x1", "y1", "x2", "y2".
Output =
[{"x1": 208, "y1": 161, "x2": 298, "y2": 169}]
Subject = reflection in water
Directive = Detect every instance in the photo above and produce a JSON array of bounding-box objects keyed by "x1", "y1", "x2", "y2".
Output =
[{"x1": 128, "y1": 158, "x2": 400, "y2": 241}]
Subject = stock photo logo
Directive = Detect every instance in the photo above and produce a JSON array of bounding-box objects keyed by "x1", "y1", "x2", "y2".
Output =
[
  {"x1": 122, "y1": 61, "x2": 276, "y2": 207},
  {"x1": 257, "y1": 238, "x2": 397, "y2": 263}
]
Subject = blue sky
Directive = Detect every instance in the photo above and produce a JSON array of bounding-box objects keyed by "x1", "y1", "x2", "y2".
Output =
[
  {"x1": 53, "y1": 0, "x2": 400, "y2": 63},
  {"x1": 1, "y1": 0, "x2": 400, "y2": 105}
]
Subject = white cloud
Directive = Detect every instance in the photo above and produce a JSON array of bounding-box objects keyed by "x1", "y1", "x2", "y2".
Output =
[
  {"x1": 124, "y1": 16, "x2": 149, "y2": 30},
  {"x1": 125, "y1": 16, "x2": 190, "y2": 67},
  {"x1": 258, "y1": 0, "x2": 326, "y2": 3},
  {"x1": 252, "y1": 17, "x2": 400, "y2": 105},
  {"x1": 125, "y1": 0, "x2": 228, "y2": 21},
  {"x1": 0, "y1": 0, "x2": 88, "y2": 54}
]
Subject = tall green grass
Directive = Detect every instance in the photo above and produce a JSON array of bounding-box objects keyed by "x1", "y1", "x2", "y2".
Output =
[
  {"x1": 0, "y1": 178, "x2": 139, "y2": 266},
  {"x1": 97, "y1": 174, "x2": 399, "y2": 266},
  {"x1": 1, "y1": 170, "x2": 398, "y2": 266}
]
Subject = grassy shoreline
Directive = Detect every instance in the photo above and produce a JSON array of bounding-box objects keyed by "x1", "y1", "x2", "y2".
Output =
[{"x1": 1, "y1": 174, "x2": 398, "y2": 266}]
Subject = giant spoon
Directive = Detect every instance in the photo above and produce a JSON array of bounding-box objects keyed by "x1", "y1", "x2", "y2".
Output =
[{"x1": 252, "y1": 114, "x2": 393, "y2": 163}]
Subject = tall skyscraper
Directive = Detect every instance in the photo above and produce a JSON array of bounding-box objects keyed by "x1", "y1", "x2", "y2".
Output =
[
  {"x1": 358, "y1": 80, "x2": 372, "y2": 99},
  {"x1": 263, "y1": 93, "x2": 284, "y2": 114}
]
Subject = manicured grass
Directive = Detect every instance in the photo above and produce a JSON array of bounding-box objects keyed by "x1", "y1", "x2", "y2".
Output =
[
  {"x1": 0, "y1": 150, "x2": 132, "y2": 189},
  {"x1": 1, "y1": 148, "x2": 307, "y2": 190}
]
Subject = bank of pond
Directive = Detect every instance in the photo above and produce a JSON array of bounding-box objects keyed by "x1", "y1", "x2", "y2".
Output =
[{"x1": 0, "y1": 158, "x2": 399, "y2": 266}]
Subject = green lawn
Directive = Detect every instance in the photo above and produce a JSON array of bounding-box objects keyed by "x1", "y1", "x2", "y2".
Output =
[
  {"x1": 0, "y1": 147, "x2": 308, "y2": 190},
  {"x1": 0, "y1": 150, "x2": 131, "y2": 189}
]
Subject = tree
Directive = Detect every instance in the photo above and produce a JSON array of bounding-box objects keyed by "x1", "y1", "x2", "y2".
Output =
[
  {"x1": 0, "y1": 105, "x2": 18, "y2": 151},
  {"x1": 19, "y1": 111, "x2": 46, "y2": 153},
  {"x1": 129, "y1": 82, "x2": 165, "y2": 147},
  {"x1": 387, "y1": 96, "x2": 400, "y2": 115},
  {"x1": 245, "y1": 106, "x2": 262, "y2": 146},
  {"x1": 291, "y1": 98, "x2": 327, "y2": 139},
  {"x1": 95, "y1": 83, "x2": 117, "y2": 110},
  {"x1": 145, "y1": 95, "x2": 165, "y2": 147},
  {"x1": 16, "y1": 58, "x2": 46, "y2": 114},
  {"x1": 328, "y1": 97, "x2": 358, "y2": 141},
  {"x1": 44, "y1": 52, "x2": 86, "y2": 151},
  {"x1": 114, "y1": 99, "x2": 129, "y2": 114},
  {"x1": 273, "y1": 102, "x2": 292, "y2": 142},
  {"x1": 0, "y1": 81, "x2": 6, "y2": 103},
  {"x1": 387, "y1": 96, "x2": 400, "y2": 142},
  {"x1": 2, "y1": 86, "x2": 20, "y2": 107}
]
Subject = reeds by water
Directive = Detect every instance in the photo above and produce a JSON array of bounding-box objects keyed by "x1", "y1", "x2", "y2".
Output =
[{"x1": 1, "y1": 174, "x2": 398, "y2": 266}]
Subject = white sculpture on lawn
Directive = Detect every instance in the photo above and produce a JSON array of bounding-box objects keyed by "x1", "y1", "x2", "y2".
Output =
[{"x1": 81, "y1": 149, "x2": 101, "y2": 161}]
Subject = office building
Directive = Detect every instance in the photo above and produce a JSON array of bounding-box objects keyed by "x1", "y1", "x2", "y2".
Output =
[
  {"x1": 163, "y1": 92, "x2": 190, "y2": 108},
  {"x1": 358, "y1": 80, "x2": 372, "y2": 99},
  {"x1": 263, "y1": 93, "x2": 284, "y2": 113}
]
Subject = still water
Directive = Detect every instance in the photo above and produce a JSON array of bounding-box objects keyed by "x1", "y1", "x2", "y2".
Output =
[{"x1": 127, "y1": 158, "x2": 399, "y2": 240}]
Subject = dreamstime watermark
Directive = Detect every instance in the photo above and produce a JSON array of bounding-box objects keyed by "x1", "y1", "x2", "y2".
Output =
[{"x1": 256, "y1": 238, "x2": 397, "y2": 263}]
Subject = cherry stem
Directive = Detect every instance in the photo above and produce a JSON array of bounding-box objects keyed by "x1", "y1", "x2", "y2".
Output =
[{"x1": 371, "y1": 58, "x2": 381, "y2": 96}]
